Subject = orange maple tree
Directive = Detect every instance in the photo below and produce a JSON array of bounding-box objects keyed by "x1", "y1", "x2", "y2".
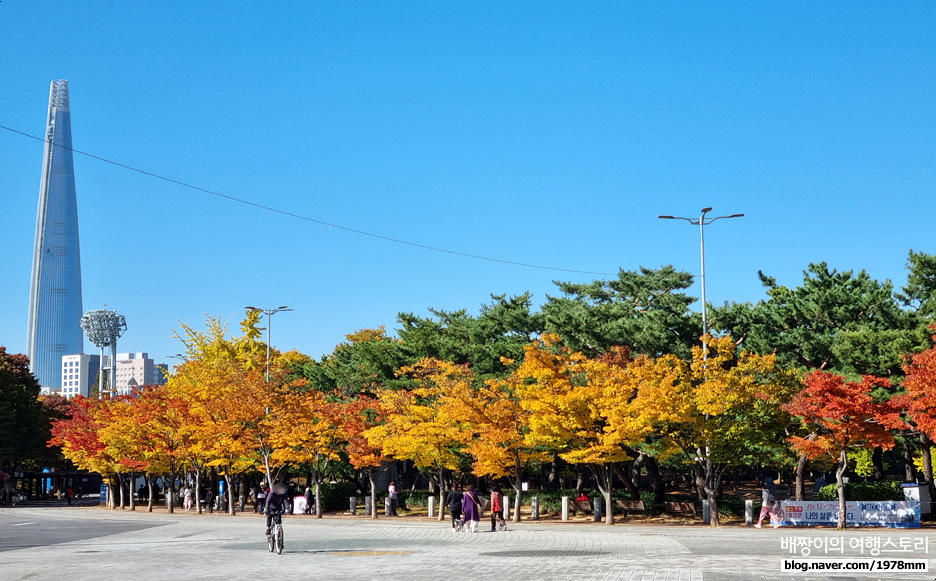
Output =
[{"x1": 344, "y1": 396, "x2": 387, "y2": 519}]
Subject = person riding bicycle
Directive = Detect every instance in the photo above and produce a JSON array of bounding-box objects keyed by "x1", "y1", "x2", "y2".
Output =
[{"x1": 265, "y1": 482, "x2": 288, "y2": 535}]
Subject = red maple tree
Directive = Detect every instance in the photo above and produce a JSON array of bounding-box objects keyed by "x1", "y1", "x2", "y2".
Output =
[{"x1": 784, "y1": 371, "x2": 906, "y2": 528}]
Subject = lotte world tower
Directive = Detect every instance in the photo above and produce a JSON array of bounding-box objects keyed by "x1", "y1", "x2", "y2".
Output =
[{"x1": 26, "y1": 80, "x2": 84, "y2": 389}]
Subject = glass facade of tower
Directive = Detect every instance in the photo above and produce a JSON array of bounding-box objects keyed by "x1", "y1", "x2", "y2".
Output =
[{"x1": 27, "y1": 80, "x2": 84, "y2": 389}]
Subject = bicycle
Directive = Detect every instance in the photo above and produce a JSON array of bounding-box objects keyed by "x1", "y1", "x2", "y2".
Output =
[{"x1": 266, "y1": 512, "x2": 284, "y2": 554}]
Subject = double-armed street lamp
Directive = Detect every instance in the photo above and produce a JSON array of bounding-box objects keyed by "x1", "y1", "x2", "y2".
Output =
[
  {"x1": 658, "y1": 208, "x2": 743, "y2": 354},
  {"x1": 244, "y1": 305, "x2": 293, "y2": 381},
  {"x1": 166, "y1": 353, "x2": 187, "y2": 374}
]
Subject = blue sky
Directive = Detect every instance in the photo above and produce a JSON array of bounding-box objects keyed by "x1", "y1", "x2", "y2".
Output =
[{"x1": 2, "y1": 2, "x2": 935, "y2": 363}]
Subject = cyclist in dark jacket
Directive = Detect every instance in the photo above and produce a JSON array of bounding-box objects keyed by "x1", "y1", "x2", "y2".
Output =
[{"x1": 265, "y1": 482, "x2": 288, "y2": 534}]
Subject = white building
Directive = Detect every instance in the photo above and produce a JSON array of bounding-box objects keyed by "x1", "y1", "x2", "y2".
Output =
[
  {"x1": 59, "y1": 351, "x2": 167, "y2": 398},
  {"x1": 113, "y1": 352, "x2": 168, "y2": 395},
  {"x1": 59, "y1": 353, "x2": 102, "y2": 398}
]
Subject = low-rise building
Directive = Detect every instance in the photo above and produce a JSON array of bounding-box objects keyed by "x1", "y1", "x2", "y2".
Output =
[
  {"x1": 59, "y1": 353, "x2": 102, "y2": 398},
  {"x1": 59, "y1": 351, "x2": 167, "y2": 398}
]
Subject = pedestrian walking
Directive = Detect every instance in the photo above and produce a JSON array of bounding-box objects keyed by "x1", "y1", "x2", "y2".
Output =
[
  {"x1": 205, "y1": 487, "x2": 215, "y2": 514},
  {"x1": 754, "y1": 477, "x2": 780, "y2": 528},
  {"x1": 257, "y1": 485, "x2": 267, "y2": 515},
  {"x1": 303, "y1": 486, "x2": 313, "y2": 514},
  {"x1": 388, "y1": 481, "x2": 399, "y2": 516},
  {"x1": 65, "y1": 487, "x2": 73, "y2": 506},
  {"x1": 489, "y1": 486, "x2": 504, "y2": 532},
  {"x1": 287, "y1": 482, "x2": 296, "y2": 514},
  {"x1": 462, "y1": 484, "x2": 482, "y2": 533},
  {"x1": 446, "y1": 483, "x2": 463, "y2": 530},
  {"x1": 183, "y1": 485, "x2": 194, "y2": 512}
]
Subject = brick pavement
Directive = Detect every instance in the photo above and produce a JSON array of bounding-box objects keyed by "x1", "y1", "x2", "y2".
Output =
[{"x1": 2, "y1": 507, "x2": 934, "y2": 580}]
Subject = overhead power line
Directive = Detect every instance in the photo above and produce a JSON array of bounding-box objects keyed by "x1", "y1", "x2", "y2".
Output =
[{"x1": 2, "y1": 124, "x2": 616, "y2": 276}]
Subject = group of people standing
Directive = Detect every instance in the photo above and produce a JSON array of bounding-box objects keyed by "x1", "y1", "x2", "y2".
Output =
[{"x1": 446, "y1": 484, "x2": 505, "y2": 533}]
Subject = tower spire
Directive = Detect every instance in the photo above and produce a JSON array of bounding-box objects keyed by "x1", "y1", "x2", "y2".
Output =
[{"x1": 27, "y1": 79, "x2": 84, "y2": 390}]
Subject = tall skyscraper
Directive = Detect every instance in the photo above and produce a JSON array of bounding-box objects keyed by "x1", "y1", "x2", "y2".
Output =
[{"x1": 27, "y1": 80, "x2": 84, "y2": 389}]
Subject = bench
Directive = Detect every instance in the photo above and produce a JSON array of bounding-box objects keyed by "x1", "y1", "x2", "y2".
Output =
[
  {"x1": 616, "y1": 499, "x2": 645, "y2": 516},
  {"x1": 664, "y1": 501, "x2": 697, "y2": 515},
  {"x1": 572, "y1": 500, "x2": 593, "y2": 515}
]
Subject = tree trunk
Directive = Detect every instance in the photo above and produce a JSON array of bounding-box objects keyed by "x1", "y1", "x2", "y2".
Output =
[
  {"x1": 147, "y1": 473, "x2": 154, "y2": 513},
  {"x1": 238, "y1": 473, "x2": 246, "y2": 512},
  {"x1": 117, "y1": 473, "x2": 125, "y2": 509},
  {"x1": 168, "y1": 471, "x2": 177, "y2": 514},
  {"x1": 369, "y1": 468, "x2": 378, "y2": 520},
  {"x1": 224, "y1": 471, "x2": 236, "y2": 515},
  {"x1": 921, "y1": 433, "x2": 934, "y2": 496},
  {"x1": 106, "y1": 479, "x2": 114, "y2": 509},
  {"x1": 706, "y1": 486, "x2": 719, "y2": 527},
  {"x1": 795, "y1": 454, "x2": 808, "y2": 501},
  {"x1": 194, "y1": 469, "x2": 202, "y2": 515},
  {"x1": 836, "y1": 448, "x2": 848, "y2": 529},
  {"x1": 588, "y1": 464, "x2": 614, "y2": 525},
  {"x1": 575, "y1": 467, "x2": 585, "y2": 496},
  {"x1": 644, "y1": 456, "x2": 666, "y2": 505},
  {"x1": 903, "y1": 439, "x2": 917, "y2": 482},
  {"x1": 315, "y1": 480, "x2": 323, "y2": 518},
  {"x1": 512, "y1": 459, "x2": 523, "y2": 523},
  {"x1": 872, "y1": 447, "x2": 885, "y2": 481},
  {"x1": 129, "y1": 471, "x2": 136, "y2": 511},
  {"x1": 693, "y1": 450, "x2": 725, "y2": 527},
  {"x1": 613, "y1": 464, "x2": 640, "y2": 500},
  {"x1": 548, "y1": 458, "x2": 558, "y2": 490},
  {"x1": 437, "y1": 467, "x2": 445, "y2": 521},
  {"x1": 693, "y1": 468, "x2": 706, "y2": 505}
]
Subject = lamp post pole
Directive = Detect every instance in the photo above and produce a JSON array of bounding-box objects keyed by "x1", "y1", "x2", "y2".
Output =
[
  {"x1": 166, "y1": 353, "x2": 187, "y2": 374},
  {"x1": 244, "y1": 306, "x2": 292, "y2": 381},
  {"x1": 659, "y1": 208, "x2": 743, "y2": 354}
]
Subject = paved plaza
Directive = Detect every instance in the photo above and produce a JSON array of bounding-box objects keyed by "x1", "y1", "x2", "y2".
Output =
[{"x1": 2, "y1": 506, "x2": 935, "y2": 580}]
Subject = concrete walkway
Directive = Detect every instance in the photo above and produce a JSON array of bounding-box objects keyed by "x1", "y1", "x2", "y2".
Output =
[{"x1": 2, "y1": 506, "x2": 934, "y2": 580}]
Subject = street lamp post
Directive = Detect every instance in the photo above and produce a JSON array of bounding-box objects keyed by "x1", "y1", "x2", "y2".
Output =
[
  {"x1": 244, "y1": 305, "x2": 291, "y2": 491},
  {"x1": 659, "y1": 208, "x2": 743, "y2": 353},
  {"x1": 244, "y1": 305, "x2": 293, "y2": 381}
]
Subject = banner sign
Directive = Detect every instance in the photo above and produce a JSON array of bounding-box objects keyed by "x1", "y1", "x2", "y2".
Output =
[{"x1": 778, "y1": 501, "x2": 920, "y2": 528}]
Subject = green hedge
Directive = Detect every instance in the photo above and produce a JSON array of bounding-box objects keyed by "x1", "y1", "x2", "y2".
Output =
[
  {"x1": 816, "y1": 481, "x2": 905, "y2": 502},
  {"x1": 398, "y1": 490, "x2": 432, "y2": 508},
  {"x1": 316, "y1": 482, "x2": 358, "y2": 512}
]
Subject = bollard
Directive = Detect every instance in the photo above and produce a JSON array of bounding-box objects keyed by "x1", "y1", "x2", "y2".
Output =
[
  {"x1": 593, "y1": 497, "x2": 602, "y2": 522},
  {"x1": 365, "y1": 496, "x2": 372, "y2": 516},
  {"x1": 350, "y1": 496, "x2": 357, "y2": 515},
  {"x1": 503, "y1": 496, "x2": 510, "y2": 521},
  {"x1": 428, "y1": 496, "x2": 435, "y2": 518},
  {"x1": 745, "y1": 499, "x2": 754, "y2": 525},
  {"x1": 385, "y1": 496, "x2": 391, "y2": 516},
  {"x1": 702, "y1": 500, "x2": 711, "y2": 525},
  {"x1": 561, "y1": 496, "x2": 570, "y2": 521},
  {"x1": 531, "y1": 497, "x2": 539, "y2": 520}
]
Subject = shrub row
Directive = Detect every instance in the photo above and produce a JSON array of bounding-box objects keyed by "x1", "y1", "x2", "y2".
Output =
[
  {"x1": 338, "y1": 486, "x2": 752, "y2": 518},
  {"x1": 815, "y1": 481, "x2": 905, "y2": 502},
  {"x1": 316, "y1": 482, "x2": 359, "y2": 512}
]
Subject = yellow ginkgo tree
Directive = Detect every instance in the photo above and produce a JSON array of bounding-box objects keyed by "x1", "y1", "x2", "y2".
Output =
[
  {"x1": 625, "y1": 335, "x2": 797, "y2": 526},
  {"x1": 515, "y1": 335, "x2": 648, "y2": 525},
  {"x1": 436, "y1": 359, "x2": 547, "y2": 523},
  {"x1": 366, "y1": 358, "x2": 472, "y2": 520}
]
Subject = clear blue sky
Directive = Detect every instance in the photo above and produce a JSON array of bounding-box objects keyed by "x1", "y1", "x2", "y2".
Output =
[{"x1": 2, "y1": 2, "x2": 934, "y2": 363}]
